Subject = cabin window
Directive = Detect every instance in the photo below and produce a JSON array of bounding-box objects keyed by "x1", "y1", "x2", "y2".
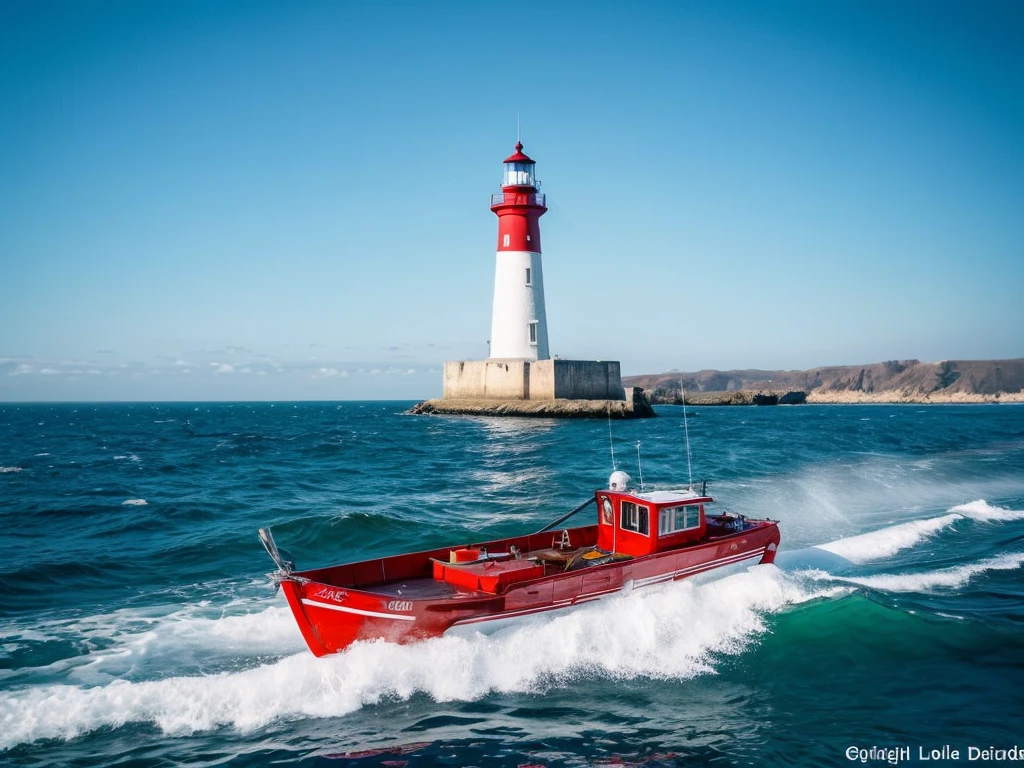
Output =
[
  {"x1": 659, "y1": 504, "x2": 701, "y2": 535},
  {"x1": 620, "y1": 501, "x2": 649, "y2": 535},
  {"x1": 528, "y1": 322, "x2": 538, "y2": 344},
  {"x1": 601, "y1": 496, "x2": 614, "y2": 524},
  {"x1": 525, "y1": 267, "x2": 532, "y2": 285}
]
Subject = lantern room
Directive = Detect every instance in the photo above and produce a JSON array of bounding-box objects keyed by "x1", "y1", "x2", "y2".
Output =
[{"x1": 502, "y1": 142, "x2": 537, "y2": 189}]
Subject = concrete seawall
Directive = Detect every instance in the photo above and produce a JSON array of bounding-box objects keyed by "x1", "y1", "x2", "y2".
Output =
[{"x1": 443, "y1": 359, "x2": 626, "y2": 401}]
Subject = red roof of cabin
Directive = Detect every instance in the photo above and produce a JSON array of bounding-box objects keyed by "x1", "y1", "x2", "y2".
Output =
[{"x1": 503, "y1": 141, "x2": 535, "y2": 164}]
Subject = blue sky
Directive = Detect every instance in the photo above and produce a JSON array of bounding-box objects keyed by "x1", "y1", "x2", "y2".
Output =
[{"x1": 2, "y1": 0, "x2": 1022, "y2": 401}]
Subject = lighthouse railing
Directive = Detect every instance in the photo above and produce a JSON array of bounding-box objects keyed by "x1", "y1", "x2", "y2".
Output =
[{"x1": 490, "y1": 193, "x2": 546, "y2": 207}]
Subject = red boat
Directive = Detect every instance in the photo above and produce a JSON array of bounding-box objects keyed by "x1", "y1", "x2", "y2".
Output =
[{"x1": 259, "y1": 471, "x2": 780, "y2": 657}]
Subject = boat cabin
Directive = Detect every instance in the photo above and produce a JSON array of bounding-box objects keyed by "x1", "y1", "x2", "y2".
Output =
[{"x1": 596, "y1": 470, "x2": 709, "y2": 557}]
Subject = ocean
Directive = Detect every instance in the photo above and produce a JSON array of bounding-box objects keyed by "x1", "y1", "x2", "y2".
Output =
[{"x1": 1, "y1": 402, "x2": 1023, "y2": 767}]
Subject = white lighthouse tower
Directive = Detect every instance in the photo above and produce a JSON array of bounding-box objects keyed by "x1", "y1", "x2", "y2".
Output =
[{"x1": 488, "y1": 141, "x2": 549, "y2": 360}]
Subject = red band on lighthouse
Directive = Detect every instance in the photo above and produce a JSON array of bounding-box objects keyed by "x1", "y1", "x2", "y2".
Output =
[
  {"x1": 493, "y1": 195, "x2": 545, "y2": 252},
  {"x1": 490, "y1": 141, "x2": 547, "y2": 252}
]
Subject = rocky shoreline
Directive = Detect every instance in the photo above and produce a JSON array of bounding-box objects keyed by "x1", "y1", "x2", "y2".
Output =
[
  {"x1": 410, "y1": 389, "x2": 656, "y2": 419},
  {"x1": 805, "y1": 389, "x2": 1024, "y2": 404},
  {"x1": 651, "y1": 389, "x2": 1024, "y2": 406},
  {"x1": 628, "y1": 359, "x2": 1024, "y2": 406}
]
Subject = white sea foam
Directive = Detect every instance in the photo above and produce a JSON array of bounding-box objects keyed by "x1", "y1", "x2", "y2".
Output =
[
  {"x1": 82, "y1": 604, "x2": 306, "y2": 667},
  {"x1": 723, "y1": 446, "x2": 1024, "y2": 552},
  {"x1": 809, "y1": 552, "x2": 1024, "y2": 593},
  {"x1": 815, "y1": 513, "x2": 961, "y2": 564},
  {"x1": 949, "y1": 499, "x2": 1024, "y2": 522},
  {"x1": 0, "y1": 567, "x2": 840, "y2": 749},
  {"x1": 121, "y1": 499, "x2": 148, "y2": 506},
  {"x1": 814, "y1": 499, "x2": 1024, "y2": 564},
  {"x1": 0, "y1": 599, "x2": 305, "y2": 686},
  {"x1": 0, "y1": 466, "x2": 23, "y2": 474}
]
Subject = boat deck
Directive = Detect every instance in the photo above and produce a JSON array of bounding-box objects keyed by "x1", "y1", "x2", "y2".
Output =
[
  {"x1": 358, "y1": 545, "x2": 583, "y2": 599},
  {"x1": 360, "y1": 577, "x2": 470, "y2": 600},
  {"x1": 335, "y1": 519, "x2": 765, "y2": 601}
]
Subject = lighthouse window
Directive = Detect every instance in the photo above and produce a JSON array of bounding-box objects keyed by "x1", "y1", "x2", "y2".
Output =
[
  {"x1": 620, "y1": 501, "x2": 649, "y2": 535},
  {"x1": 525, "y1": 267, "x2": 532, "y2": 286},
  {"x1": 503, "y1": 234, "x2": 510, "y2": 248},
  {"x1": 528, "y1": 322, "x2": 538, "y2": 344},
  {"x1": 659, "y1": 504, "x2": 701, "y2": 535},
  {"x1": 503, "y1": 162, "x2": 534, "y2": 187}
]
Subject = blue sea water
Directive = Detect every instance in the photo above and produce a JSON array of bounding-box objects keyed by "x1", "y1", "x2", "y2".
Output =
[{"x1": 1, "y1": 402, "x2": 1023, "y2": 767}]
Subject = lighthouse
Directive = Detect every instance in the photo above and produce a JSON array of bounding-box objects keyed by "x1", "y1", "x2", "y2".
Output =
[
  {"x1": 488, "y1": 142, "x2": 549, "y2": 360},
  {"x1": 420, "y1": 134, "x2": 654, "y2": 419}
]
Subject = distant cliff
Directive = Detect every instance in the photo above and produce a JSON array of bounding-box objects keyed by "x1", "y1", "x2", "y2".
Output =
[{"x1": 624, "y1": 359, "x2": 1024, "y2": 404}]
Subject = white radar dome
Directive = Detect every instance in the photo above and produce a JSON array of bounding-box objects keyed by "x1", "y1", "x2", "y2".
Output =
[{"x1": 608, "y1": 470, "x2": 632, "y2": 492}]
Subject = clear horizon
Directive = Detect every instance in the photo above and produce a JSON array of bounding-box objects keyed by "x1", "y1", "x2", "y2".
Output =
[{"x1": 3, "y1": 1, "x2": 1023, "y2": 401}]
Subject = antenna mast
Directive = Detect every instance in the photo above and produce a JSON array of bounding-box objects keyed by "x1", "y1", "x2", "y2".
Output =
[
  {"x1": 607, "y1": 405, "x2": 617, "y2": 470},
  {"x1": 681, "y1": 382, "x2": 694, "y2": 490},
  {"x1": 636, "y1": 440, "x2": 645, "y2": 492}
]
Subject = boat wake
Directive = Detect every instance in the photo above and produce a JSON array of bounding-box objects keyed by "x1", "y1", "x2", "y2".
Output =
[
  {"x1": 0, "y1": 566, "x2": 838, "y2": 750},
  {"x1": 0, "y1": 601, "x2": 305, "y2": 687},
  {"x1": 3, "y1": 499, "x2": 1020, "y2": 751}
]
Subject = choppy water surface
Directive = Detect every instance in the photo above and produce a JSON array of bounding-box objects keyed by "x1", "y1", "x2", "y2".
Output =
[{"x1": 1, "y1": 402, "x2": 1023, "y2": 766}]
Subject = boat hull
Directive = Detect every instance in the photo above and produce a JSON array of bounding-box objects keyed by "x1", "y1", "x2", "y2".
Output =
[{"x1": 280, "y1": 522, "x2": 780, "y2": 657}]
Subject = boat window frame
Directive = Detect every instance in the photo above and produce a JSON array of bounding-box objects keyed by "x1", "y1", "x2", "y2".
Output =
[
  {"x1": 620, "y1": 500, "x2": 649, "y2": 535},
  {"x1": 600, "y1": 495, "x2": 614, "y2": 525},
  {"x1": 658, "y1": 503, "x2": 702, "y2": 535}
]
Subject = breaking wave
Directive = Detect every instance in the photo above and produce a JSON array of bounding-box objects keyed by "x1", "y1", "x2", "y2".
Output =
[
  {"x1": 815, "y1": 499, "x2": 1024, "y2": 564},
  {"x1": 0, "y1": 566, "x2": 838, "y2": 750},
  {"x1": 815, "y1": 514, "x2": 961, "y2": 564},
  {"x1": 806, "y1": 552, "x2": 1024, "y2": 593},
  {"x1": 950, "y1": 499, "x2": 1024, "y2": 522}
]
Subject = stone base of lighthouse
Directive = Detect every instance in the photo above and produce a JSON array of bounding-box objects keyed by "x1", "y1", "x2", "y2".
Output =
[{"x1": 410, "y1": 359, "x2": 656, "y2": 419}]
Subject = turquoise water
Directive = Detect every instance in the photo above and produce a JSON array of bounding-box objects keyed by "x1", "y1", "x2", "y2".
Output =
[{"x1": 1, "y1": 402, "x2": 1023, "y2": 767}]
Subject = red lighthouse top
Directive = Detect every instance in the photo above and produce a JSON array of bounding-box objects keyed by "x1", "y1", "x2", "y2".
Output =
[
  {"x1": 500, "y1": 141, "x2": 539, "y2": 191},
  {"x1": 503, "y1": 141, "x2": 535, "y2": 165},
  {"x1": 491, "y1": 140, "x2": 547, "y2": 252}
]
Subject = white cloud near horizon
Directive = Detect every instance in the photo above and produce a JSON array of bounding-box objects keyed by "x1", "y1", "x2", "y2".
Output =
[{"x1": 0, "y1": 354, "x2": 441, "y2": 400}]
